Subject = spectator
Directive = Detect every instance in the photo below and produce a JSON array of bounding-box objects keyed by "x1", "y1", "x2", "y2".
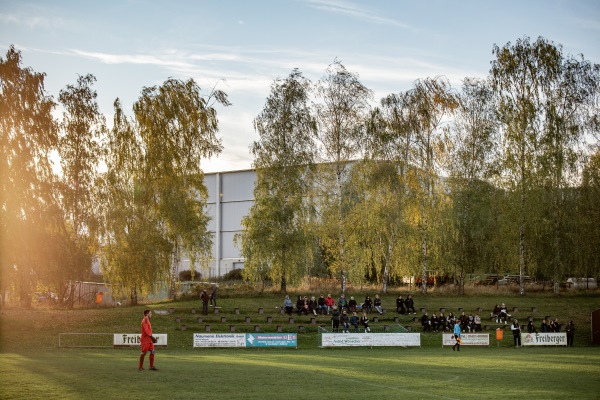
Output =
[
  {"x1": 396, "y1": 295, "x2": 406, "y2": 314},
  {"x1": 406, "y1": 294, "x2": 416, "y2": 314},
  {"x1": 421, "y1": 312, "x2": 431, "y2": 332},
  {"x1": 283, "y1": 295, "x2": 294, "y2": 315},
  {"x1": 459, "y1": 311, "x2": 468, "y2": 331},
  {"x1": 452, "y1": 320, "x2": 461, "y2": 351},
  {"x1": 498, "y1": 303, "x2": 509, "y2": 324},
  {"x1": 200, "y1": 290, "x2": 209, "y2": 315},
  {"x1": 296, "y1": 295, "x2": 305, "y2": 315},
  {"x1": 550, "y1": 318, "x2": 561, "y2": 332},
  {"x1": 209, "y1": 284, "x2": 218, "y2": 307},
  {"x1": 338, "y1": 293, "x2": 348, "y2": 311},
  {"x1": 363, "y1": 296, "x2": 373, "y2": 314},
  {"x1": 511, "y1": 319, "x2": 522, "y2": 348},
  {"x1": 348, "y1": 296, "x2": 357, "y2": 312},
  {"x1": 566, "y1": 321, "x2": 575, "y2": 347},
  {"x1": 350, "y1": 312, "x2": 360, "y2": 332},
  {"x1": 331, "y1": 306, "x2": 340, "y2": 332},
  {"x1": 540, "y1": 318, "x2": 548, "y2": 332},
  {"x1": 431, "y1": 313, "x2": 439, "y2": 332},
  {"x1": 324, "y1": 294, "x2": 335, "y2": 315},
  {"x1": 341, "y1": 310, "x2": 350, "y2": 332},
  {"x1": 467, "y1": 314, "x2": 475, "y2": 332},
  {"x1": 474, "y1": 314, "x2": 482, "y2": 332},
  {"x1": 526, "y1": 319, "x2": 536, "y2": 333},
  {"x1": 308, "y1": 296, "x2": 318, "y2": 316},
  {"x1": 373, "y1": 294, "x2": 383, "y2": 315},
  {"x1": 360, "y1": 311, "x2": 371, "y2": 332},
  {"x1": 439, "y1": 313, "x2": 448, "y2": 331},
  {"x1": 317, "y1": 294, "x2": 327, "y2": 315},
  {"x1": 447, "y1": 312, "x2": 456, "y2": 330},
  {"x1": 492, "y1": 304, "x2": 501, "y2": 322}
]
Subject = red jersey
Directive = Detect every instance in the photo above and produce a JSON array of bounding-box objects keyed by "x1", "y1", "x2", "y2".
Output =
[{"x1": 141, "y1": 316, "x2": 154, "y2": 352}]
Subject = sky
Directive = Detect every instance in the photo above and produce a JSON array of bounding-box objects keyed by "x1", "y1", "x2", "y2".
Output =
[{"x1": 2, "y1": 0, "x2": 600, "y2": 173}]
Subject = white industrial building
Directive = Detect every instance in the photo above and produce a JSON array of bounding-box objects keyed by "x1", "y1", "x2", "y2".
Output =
[{"x1": 175, "y1": 168, "x2": 257, "y2": 278}]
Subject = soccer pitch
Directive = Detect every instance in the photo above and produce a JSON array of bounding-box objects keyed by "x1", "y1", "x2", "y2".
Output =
[{"x1": 2, "y1": 346, "x2": 600, "y2": 399}]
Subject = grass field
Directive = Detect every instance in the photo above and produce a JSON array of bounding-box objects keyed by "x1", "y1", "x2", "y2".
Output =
[{"x1": 1, "y1": 291, "x2": 599, "y2": 399}]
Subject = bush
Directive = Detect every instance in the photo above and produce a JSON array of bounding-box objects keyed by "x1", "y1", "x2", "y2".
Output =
[
  {"x1": 222, "y1": 269, "x2": 244, "y2": 281},
  {"x1": 179, "y1": 270, "x2": 202, "y2": 282}
]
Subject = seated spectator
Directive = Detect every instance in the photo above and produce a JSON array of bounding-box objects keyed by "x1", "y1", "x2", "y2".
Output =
[
  {"x1": 348, "y1": 296, "x2": 357, "y2": 312},
  {"x1": 317, "y1": 294, "x2": 327, "y2": 315},
  {"x1": 308, "y1": 296, "x2": 318, "y2": 316},
  {"x1": 338, "y1": 293, "x2": 348, "y2": 311},
  {"x1": 283, "y1": 295, "x2": 293, "y2": 315},
  {"x1": 405, "y1": 294, "x2": 416, "y2": 314},
  {"x1": 360, "y1": 311, "x2": 371, "y2": 332},
  {"x1": 492, "y1": 304, "x2": 501, "y2": 321},
  {"x1": 373, "y1": 294, "x2": 383, "y2": 315},
  {"x1": 447, "y1": 312, "x2": 455, "y2": 331},
  {"x1": 363, "y1": 296, "x2": 373, "y2": 314},
  {"x1": 498, "y1": 303, "x2": 510, "y2": 323},
  {"x1": 396, "y1": 295, "x2": 406, "y2": 314},
  {"x1": 467, "y1": 314, "x2": 475, "y2": 332},
  {"x1": 325, "y1": 294, "x2": 335, "y2": 315},
  {"x1": 431, "y1": 313, "x2": 439, "y2": 332},
  {"x1": 526, "y1": 319, "x2": 536, "y2": 333},
  {"x1": 350, "y1": 312, "x2": 360, "y2": 332},
  {"x1": 341, "y1": 310, "x2": 350, "y2": 333},
  {"x1": 297, "y1": 295, "x2": 308, "y2": 315},
  {"x1": 474, "y1": 313, "x2": 482, "y2": 332},
  {"x1": 439, "y1": 313, "x2": 447, "y2": 331},
  {"x1": 421, "y1": 312, "x2": 431, "y2": 332}
]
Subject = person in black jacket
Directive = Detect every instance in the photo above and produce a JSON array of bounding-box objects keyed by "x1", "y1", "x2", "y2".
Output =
[
  {"x1": 405, "y1": 295, "x2": 416, "y2": 314},
  {"x1": 396, "y1": 295, "x2": 406, "y2": 314},
  {"x1": 511, "y1": 319, "x2": 522, "y2": 348},
  {"x1": 421, "y1": 312, "x2": 431, "y2": 332},
  {"x1": 566, "y1": 321, "x2": 575, "y2": 346}
]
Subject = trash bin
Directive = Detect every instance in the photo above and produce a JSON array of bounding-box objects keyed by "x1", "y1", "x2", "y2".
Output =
[
  {"x1": 96, "y1": 292, "x2": 103, "y2": 304},
  {"x1": 496, "y1": 328, "x2": 503, "y2": 341}
]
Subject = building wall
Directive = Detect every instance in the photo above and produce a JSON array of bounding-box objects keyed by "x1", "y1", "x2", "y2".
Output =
[{"x1": 177, "y1": 169, "x2": 256, "y2": 278}]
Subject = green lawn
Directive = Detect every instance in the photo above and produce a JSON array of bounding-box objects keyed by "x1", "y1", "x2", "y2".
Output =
[{"x1": 1, "y1": 291, "x2": 599, "y2": 399}]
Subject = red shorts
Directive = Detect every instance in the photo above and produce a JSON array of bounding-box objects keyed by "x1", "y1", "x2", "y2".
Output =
[{"x1": 141, "y1": 339, "x2": 154, "y2": 353}]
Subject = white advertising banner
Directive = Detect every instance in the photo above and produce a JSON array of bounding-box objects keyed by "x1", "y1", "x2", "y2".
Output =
[
  {"x1": 442, "y1": 333, "x2": 490, "y2": 346},
  {"x1": 193, "y1": 333, "x2": 246, "y2": 348},
  {"x1": 521, "y1": 332, "x2": 567, "y2": 346},
  {"x1": 321, "y1": 333, "x2": 420, "y2": 347},
  {"x1": 113, "y1": 333, "x2": 168, "y2": 347}
]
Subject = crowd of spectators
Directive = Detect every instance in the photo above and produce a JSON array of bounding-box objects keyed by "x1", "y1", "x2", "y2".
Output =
[{"x1": 284, "y1": 293, "x2": 394, "y2": 316}]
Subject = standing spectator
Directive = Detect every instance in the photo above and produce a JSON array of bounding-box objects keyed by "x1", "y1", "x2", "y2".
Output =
[
  {"x1": 452, "y1": 320, "x2": 461, "y2": 351},
  {"x1": 459, "y1": 311, "x2": 468, "y2": 331},
  {"x1": 200, "y1": 290, "x2": 209, "y2": 315},
  {"x1": 363, "y1": 295, "x2": 373, "y2": 314},
  {"x1": 540, "y1": 318, "x2": 549, "y2": 332},
  {"x1": 511, "y1": 319, "x2": 522, "y2": 348},
  {"x1": 324, "y1": 294, "x2": 335, "y2": 315},
  {"x1": 209, "y1": 284, "x2": 218, "y2": 307},
  {"x1": 552, "y1": 318, "x2": 561, "y2": 332},
  {"x1": 331, "y1": 306, "x2": 341, "y2": 332},
  {"x1": 396, "y1": 295, "x2": 406, "y2": 314},
  {"x1": 350, "y1": 312, "x2": 360, "y2": 332},
  {"x1": 421, "y1": 312, "x2": 431, "y2": 332},
  {"x1": 360, "y1": 311, "x2": 371, "y2": 332},
  {"x1": 283, "y1": 295, "x2": 294, "y2": 315},
  {"x1": 341, "y1": 310, "x2": 350, "y2": 332},
  {"x1": 406, "y1": 294, "x2": 416, "y2": 314},
  {"x1": 139, "y1": 309, "x2": 158, "y2": 371},
  {"x1": 566, "y1": 321, "x2": 575, "y2": 347},
  {"x1": 317, "y1": 294, "x2": 327, "y2": 315},
  {"x1": 348, "y1": 296, "x2": 358, "y2": 312},
  {"x1": 373, "y1": 294, "x2": 383, "y2": 315}
]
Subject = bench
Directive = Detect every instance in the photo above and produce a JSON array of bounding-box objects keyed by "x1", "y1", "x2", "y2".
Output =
[
  {"x1": 245, "y1": 317, "x2": 251, "y2": 324},
  {"x1": 234, "y1": 308, "x2": 240, "y2": 314},
  {"x1": 191, "y1": 308, "x2": 196, "y2": 314},
  {"x1": 214, "y1": 307, "x2": 221, "y2": 314},
  {"x1": 221, "y1": 316, "x2": 227, "y2": 323},
  {"x1": 258, "y1": 307, "x2": 264, "y2": 314},
  {"x1": 267, "y1": 316, "x2": 273, "y2": 323}
]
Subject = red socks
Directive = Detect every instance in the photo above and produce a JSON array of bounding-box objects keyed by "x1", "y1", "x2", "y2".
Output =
[{"x1": 149, "y1": 354, "x2": 155, "y2": 368}]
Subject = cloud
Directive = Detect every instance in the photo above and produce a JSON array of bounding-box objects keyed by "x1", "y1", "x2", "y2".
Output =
[
  {"x1": 304, "y1": 0, "x2": 409, "y2": 28},
  {"x1": 0, "y1": 12, "x2": 65, "y2": 29}
]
